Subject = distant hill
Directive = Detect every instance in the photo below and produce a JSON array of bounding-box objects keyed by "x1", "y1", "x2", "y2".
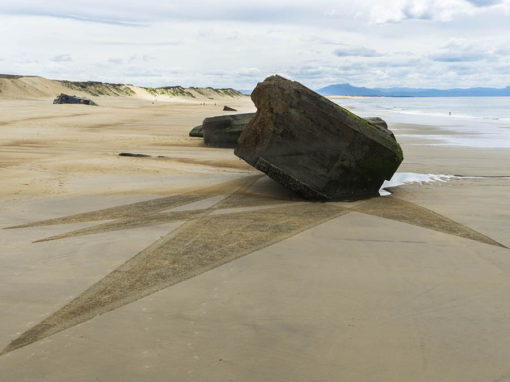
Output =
[
  {"x1": 0, "y1": 74, "x2": 244, "y2": 101},
  {"x1": 317, "y1": 83, "x2": 510, "y2": 97}
]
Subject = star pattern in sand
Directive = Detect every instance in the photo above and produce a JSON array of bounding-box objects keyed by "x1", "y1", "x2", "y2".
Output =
[{"x1": 1, "y1": 175, "x2": 506, "y2": 355}]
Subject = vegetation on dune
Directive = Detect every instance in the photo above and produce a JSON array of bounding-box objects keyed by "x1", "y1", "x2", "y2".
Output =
[
  {"x1": 188, "y1": 87, "x2": 209, "y2": 96},
  {"x1": 144, "y1": 86, "x2": 196, "y2": 98},
  {"x1": 189, "y1": 87, "x2": 242, "y2": 97},
  {"x1": 215, "y1": 88, "x2": 242, "y2": 97},
  {"x1": 61, "y1": 81, "x2": 136, "y2": 97},
  {"x1": 0, "y1": 74, "x2": 25, "y2": 79},
  {"x1": 59, "y1": 79, "x2": 243, "y2": 99},
  {"x1": 144, "y1": 86, "x2": 242, "y2": 98},
  {"x1": 1, "y1": 75, "x2": 244, "y2": 99}
]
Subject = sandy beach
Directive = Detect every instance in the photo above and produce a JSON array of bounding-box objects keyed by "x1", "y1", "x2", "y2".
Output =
[{"x1": 1, "y1": 94, "x2": 510, "y2": 382}]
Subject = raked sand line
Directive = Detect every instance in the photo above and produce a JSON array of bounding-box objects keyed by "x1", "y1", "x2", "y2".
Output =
[
  {"x1": 352, "y1": 197, "x2": 505, "y2": 248},
  {"x1": 1, "y1": 178, "x2": 506, "y2": 355},
  {"x1": 5, "y1": 176, "x2": 262, "y2": 230}
]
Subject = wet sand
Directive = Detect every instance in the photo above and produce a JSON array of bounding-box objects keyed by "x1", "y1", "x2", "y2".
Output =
[{"x1": 1, "y1": 97, "x2": 509, "y2": 381}]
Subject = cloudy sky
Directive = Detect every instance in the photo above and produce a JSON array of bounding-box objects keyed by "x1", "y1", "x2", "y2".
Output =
[{"x1": 1, "y1": 0, "x2": 509, "y2": 90}]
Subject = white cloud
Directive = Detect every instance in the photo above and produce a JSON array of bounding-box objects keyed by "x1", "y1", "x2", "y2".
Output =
[
  {"x1": 334, "y1": 45, "x2": 382, "y2": 57},
  {"x1": 108, "y1": 58, "x2": 124, "y2": 65},
  {"x1": 368, "y1": 0, "x2": 508, "y2": 23},
  {"x1": 52, "y1": 54, "x2": 72, "y2": 62},
  {"x1": 0, "y1": 1, "x2": 509, "y2": 89},
  {"x1": 237, "y1": 68, "x2": 262, "y2": 77}
]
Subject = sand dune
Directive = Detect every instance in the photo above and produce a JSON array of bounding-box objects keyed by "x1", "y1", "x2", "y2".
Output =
[{"x1": 0, "y1": 74, "x2": 246, "y2": 104}]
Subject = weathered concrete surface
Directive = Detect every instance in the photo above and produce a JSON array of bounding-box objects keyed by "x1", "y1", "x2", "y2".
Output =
[
  {"x1": 235, "y1": 75, "x2": 403, "y2": 200},
  {"x1": 203, "y1": 113, "x2": 255, "y2": 148},
  {"x1": 189, "y1": 115, "x2": 390, "y2": 143},
  {"x1": 189, "y1": 125, "x2": 203, "y2": 137}
]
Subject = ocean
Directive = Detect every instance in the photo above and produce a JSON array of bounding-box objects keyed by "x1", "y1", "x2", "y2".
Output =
[{"x1": 333, "y1": 97, "x2": 510, "y2": 148}]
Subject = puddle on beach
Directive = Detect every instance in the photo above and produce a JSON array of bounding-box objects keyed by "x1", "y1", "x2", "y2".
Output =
[{"x1": 379, "y1": 172, "x2": 457, "y2": 196}]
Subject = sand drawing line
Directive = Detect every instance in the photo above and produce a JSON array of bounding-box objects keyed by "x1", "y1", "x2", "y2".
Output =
[
  {"x1": 0, "y1": 113, "x2": 92, "y2": 127},
  {"x1": 1, "y1": 176, "x2": 506, "y2": 355},
  {"x1": 351, "y1": 197, "x2": 505, "y2": 248}
]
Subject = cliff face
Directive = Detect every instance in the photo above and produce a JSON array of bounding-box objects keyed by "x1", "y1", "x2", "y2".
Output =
[{"x1": 0, "y1": 74, "x2": 244, "y2": 101}]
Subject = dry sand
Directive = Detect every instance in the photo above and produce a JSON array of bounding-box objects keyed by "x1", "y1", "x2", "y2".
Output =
[{"x1": 0, "y1": 94, "x2": 509, "y2": 382}]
